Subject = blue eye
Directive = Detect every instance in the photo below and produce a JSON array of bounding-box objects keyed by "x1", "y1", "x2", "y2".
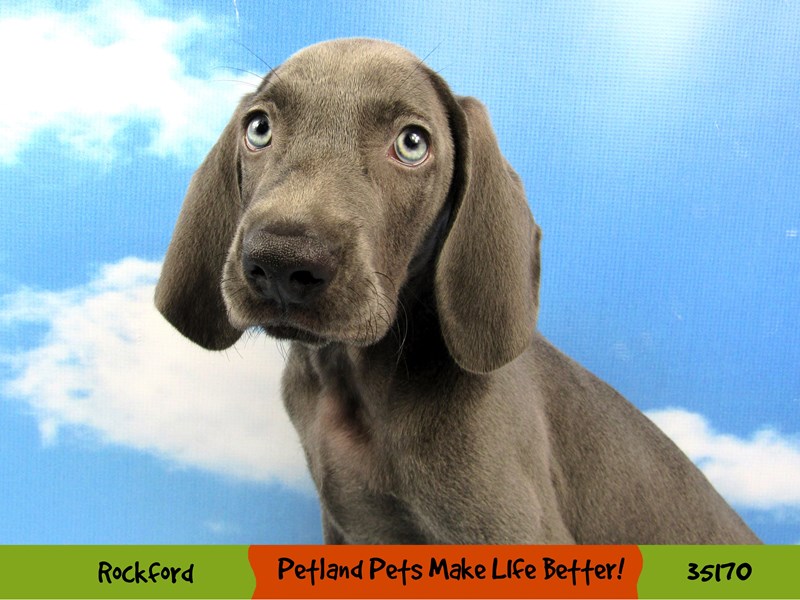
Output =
[
  {"x1": 245, "y1": 113, "x2": 272, "y2": 150},
  {"x1": 393, "y1": 126, "x2": 429, "y2": 165}
]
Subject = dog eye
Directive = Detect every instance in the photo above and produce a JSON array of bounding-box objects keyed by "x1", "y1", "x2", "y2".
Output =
[
  {"x1": 245, "y1": 113, "x2": 272, "y2": 150},
  {"x1": 392, "y1": 126, "x2": 429, "y2": 165}
]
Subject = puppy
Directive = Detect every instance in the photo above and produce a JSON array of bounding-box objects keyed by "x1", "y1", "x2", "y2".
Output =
[{"x1": 156, "y1": 39, "x2": 761, "y2": 544}]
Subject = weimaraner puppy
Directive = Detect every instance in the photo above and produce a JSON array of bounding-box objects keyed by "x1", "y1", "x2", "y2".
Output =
[{"x1": 156, "y1": 38, "x2": 760, "y2": 544}]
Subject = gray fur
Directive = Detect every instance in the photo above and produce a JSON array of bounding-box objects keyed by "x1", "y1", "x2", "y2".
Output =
[{"x1": 155, "y1": 39, "x2": 760, "y2": 544}]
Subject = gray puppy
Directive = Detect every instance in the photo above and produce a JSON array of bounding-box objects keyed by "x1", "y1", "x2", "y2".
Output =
[{"x1": 156, "y1": 38, "x2": 760, "y2": 544}]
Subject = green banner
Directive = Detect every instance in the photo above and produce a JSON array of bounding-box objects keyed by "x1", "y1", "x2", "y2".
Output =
[
  {"x1": 0, "y1": 545, "x2": 797, "y2": 598},
  {"x1": 638, "y1": 545, "x2": 798, "y2": 599},
  {"x1": 0, "y1": 546, "x2": 253, "y2": 599}
]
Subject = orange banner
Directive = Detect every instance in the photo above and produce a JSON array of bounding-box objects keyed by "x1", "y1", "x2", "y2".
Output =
[{"x1": 249, "y1": 545, "x2": 642, "y2": 599}]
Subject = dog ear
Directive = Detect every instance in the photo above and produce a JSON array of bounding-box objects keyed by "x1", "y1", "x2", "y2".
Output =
[
  {"x1": 154, "y1": 110, "x2": 244, "y2": 350},
  {"x1": 435, "y1": 96, "x2": 541, "y2": 374}
]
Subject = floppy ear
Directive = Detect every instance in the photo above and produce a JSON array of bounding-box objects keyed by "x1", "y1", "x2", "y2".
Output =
[
  {"x1": 435, "y1": 96, "x2": 541, "y2": 374},
  {"x1": 154, "y1": 113, "x2": 244, "y2": 350}
]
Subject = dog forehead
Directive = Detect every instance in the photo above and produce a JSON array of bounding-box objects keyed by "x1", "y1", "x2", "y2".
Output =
[
  {"x1": 264, "y1": 39, "x2": 439, "y2": 114},
  {"x1": 285, "y1": 38, "x2": 422, "y2": 79}
]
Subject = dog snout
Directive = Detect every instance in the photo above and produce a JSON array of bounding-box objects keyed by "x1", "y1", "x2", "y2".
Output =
[{"x1": 242, "y1": 227, "x2": 337, "y2": 305}]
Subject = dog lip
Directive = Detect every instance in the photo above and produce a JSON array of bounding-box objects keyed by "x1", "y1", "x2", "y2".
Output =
[
  {"x1": 230, "y1": 293, "x2": 332, "y2": 344},
  {"x1": 263, "y1": 323, "x2": 328, "y2": 345}
]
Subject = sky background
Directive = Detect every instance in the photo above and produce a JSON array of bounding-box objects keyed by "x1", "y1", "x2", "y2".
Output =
[{"x1": 0, "y1": 0, "x2": 798, "y2": 544}]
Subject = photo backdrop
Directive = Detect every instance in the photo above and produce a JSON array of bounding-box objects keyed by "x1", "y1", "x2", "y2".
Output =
[{"x1": 1, "y1": 0, "x2": 798, "y2": 544}]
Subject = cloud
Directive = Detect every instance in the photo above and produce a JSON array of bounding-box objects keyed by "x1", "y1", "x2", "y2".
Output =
[
  {"x1": 1, "y1": 257, "x2": 310, "y2": 490},
  {"x1": 0, "y1": 1, "x2": 257, "y2": 165},
  {"x1": 647, "y1": 408, "x2": 800, "y2": 510}
]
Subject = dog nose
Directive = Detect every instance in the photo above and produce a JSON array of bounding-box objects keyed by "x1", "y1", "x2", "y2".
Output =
[{"x1": 242, "y1": 228, "x2": 337, "y2": 305}]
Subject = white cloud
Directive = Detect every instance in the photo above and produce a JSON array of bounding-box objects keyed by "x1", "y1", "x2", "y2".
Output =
[
  {"x1": 1, "y1": 257, "x2": 311, "y2": 490},
  {"x1": 0, "y1": 1, "x2": 257, "y2": 165},
  {"x1": 647, "y1": 408, "x2": 800, "y2": 510}
]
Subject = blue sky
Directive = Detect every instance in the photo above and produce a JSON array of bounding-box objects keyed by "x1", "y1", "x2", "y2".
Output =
[{"x1": 0, "y1": 0, "x2": 798, "y2": 544}]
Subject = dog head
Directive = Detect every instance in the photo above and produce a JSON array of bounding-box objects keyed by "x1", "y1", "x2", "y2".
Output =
[{"x1": 156, "y1": 38, "x2": 540, "y2": 373}]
